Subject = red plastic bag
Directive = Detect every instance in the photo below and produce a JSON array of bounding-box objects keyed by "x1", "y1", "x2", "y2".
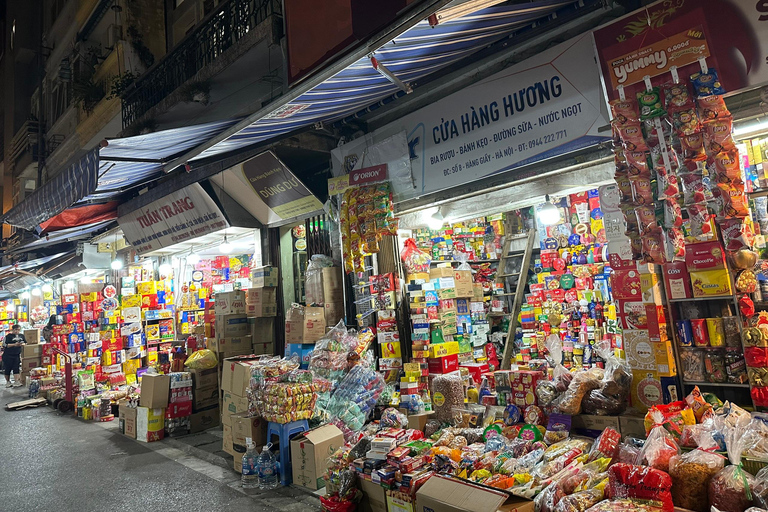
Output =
[
  {"x1": 320, "y1": 494, "x2": 358, "y2": 512},
  {"x1": 401, "y1": 238, "x2": 431, "y2": 274},
  {"x1": 607, "y1": 463, "x2": 674, "y2": 512},
  {"x1": 636, "y1": 426, "x2": 680, "y2": 472}
]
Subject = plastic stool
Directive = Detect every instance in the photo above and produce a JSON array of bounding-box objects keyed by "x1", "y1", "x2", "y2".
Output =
[{"x1": 267, "y1": 420, "x2": 309, "y2": 486}]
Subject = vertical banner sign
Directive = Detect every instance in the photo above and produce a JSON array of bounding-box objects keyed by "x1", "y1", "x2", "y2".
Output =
[
  {"x1": 593, "y1": 0, "x2": 768, "y2": 103},
  {"x1": 118, "y1": 183, "x2": 229, "y2": 254},
  {"x1": 241, "y1": 151, "x2": 323, "y2": 220}
]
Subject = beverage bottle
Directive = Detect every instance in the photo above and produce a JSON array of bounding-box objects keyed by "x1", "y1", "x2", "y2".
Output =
[
  {"x1": 241, "y1": 437, "x2": 258, "y2": 489},
  {"x1": 257, "y1": 443, "x2": 279, "y2": 490}
]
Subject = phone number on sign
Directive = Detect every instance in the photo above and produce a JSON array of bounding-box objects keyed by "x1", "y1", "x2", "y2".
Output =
[{"x1": 518, "y1": 129, "x2": 567, "y2": 152}]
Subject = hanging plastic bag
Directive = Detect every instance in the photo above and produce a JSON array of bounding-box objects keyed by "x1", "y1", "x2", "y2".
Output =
[
  {"x1": 708, "y1": 424, "x2": 758, "y2": 512},
  {"x1": 754, "y1": 466, "x2": 768, "y2": 509},
  {"x1": 184, "y1": 349, "x2": 218, "y2": 369},
  {"x1": 401, "y1": 238, "x2": 431, "y2": 274},
  {"x1": 305, "y1": 255, "x2": 335, "y2": 304},
  {"x1": 552, "y1": 367, "x2": 604, "y2": 416},
  {"x1": 582, "y1": 341, "x2": 631, "y2": 416}
]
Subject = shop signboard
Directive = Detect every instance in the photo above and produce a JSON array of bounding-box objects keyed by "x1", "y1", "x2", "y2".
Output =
[
  {"x1": 118, "y1": 183, "x2": 229, "y2": 254},
  {"x1": 593, "y1": 0, "x2": 768, "y2": 103},
  {"x1": 239, "y1": 151, "x2": 323, "y2": 221},
  {"x1": 331, "y1": 33, "x2": 610, "y2": 201}
]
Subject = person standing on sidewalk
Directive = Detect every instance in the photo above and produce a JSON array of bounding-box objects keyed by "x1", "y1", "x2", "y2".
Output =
[{"x1": 3, "y1": 324, "x2": 26, "y2": 387}]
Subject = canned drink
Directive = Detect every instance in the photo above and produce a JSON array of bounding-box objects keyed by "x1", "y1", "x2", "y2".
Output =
[
  {"x1": 706, "y1": 318, "x2": 725, "y2": 347},
  {"x1": 690, "y1": 318, "x2": 710, "y2": 347},
  {"x1": 676, "y1": 319, "x2": 694, "y2": 346}
]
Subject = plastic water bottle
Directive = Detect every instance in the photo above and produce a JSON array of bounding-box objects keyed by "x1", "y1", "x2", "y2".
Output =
[
  {"x1": 257, "y1": 443, "x2": 279, "y2": 489},
  {"x1": 241, "y1": 438, "x2": 258, "y2": 489}
]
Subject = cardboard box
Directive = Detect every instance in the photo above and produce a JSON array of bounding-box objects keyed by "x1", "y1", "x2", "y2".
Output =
[
  {"x1": 250, "y1": 317, "x2": 275, "y2": 344},
  {"x1": 306, "y1": 267, "x2": 344, "y2": 304},
  {"x1": 118, "y1": 400, "x2": 137, "y2": 439},
  {"x1": 303, "y1": 306, "x2": 326, "y2": 343},
  {"x1": 285, "y1": 343, "x2": 315, "y2": 368},
  {"x1": 215, "y1": 314, "x2": 249, "y2": 338},
  {"x1": 21, "y1": 357, "x2": 42, "y2": 372},
  {"x1": 619, "y1": 414, "x2": 646, "y2": 440},
  {"x1": 663, "y1": 261, "x2": 692, "y2": 300},
  {"x1": 415, "y1": 474, "x2": 509, "y2": 512},
  {"x1": 430, "y1": 267, "x2": 455, "y2": 280},
  {"x1": 690, "y1": 269, "x2": 732, "y2": 297},
  {"x1": 189, "y1": 406, "x2": 219, "y2": 433},
  {"x1": 686, "y1": 241, "x2": 726, "y2": 271},
  {"x1": 640, "y1": 271, "x2": 664, "y2": 305},
  {"x1": 22, "y1": 344, "x2": 42, "y2": 358},
  {"x1": 136, "y1": 407, "x2": 165, "y2": 442},
  {"x1": 631, "y1": 370, "x2": 680, "y2": 412},
  {"x1": 220, "y1": 356, "x2": 260, "y2": 395},
  {"x1": 251, "y1": 266, "x2": 279, "y2": 288},
  {"x1": 223, "y1": 424, "x2": 236, "y2": 456},
  {"x1": 252, "y1": 342, "x2": 274, "y2": 356},
  {"x1": 23, "y1": 329, "x2": 40, "y2": 344},
  {"x1": 222, "y1": 391, "x2": 249, "y2": 418},
  {"x1": 208, "y1": 336, "x2": 252, "y2": 355},
  {"x1": 571, "y1": 414, "x2": 621, "y2": 438},
  {"x1": 427, "y1": 353, "x2": 459, "y2": 374},
  {"x1": 231, "y1": 412, "x2": 267, "y2": 452},
  {"x1": 285, "y1": 304, "x2": 304, "y2": 343},
  {"x1": 324, "y1": 301, "x2": 345, "y2": 326},
  {"x1": 387, "y1": 493, "x2": 415, "y2": 512},
  {"x1": 189, "y1": 367, "x2": 218, "y2": 389},
  {"x1": 611, "y1": 269, "x2": 642, "y2": 300},
  {"x1": 192, "y1": 385, "x2": 219, "y2": 411},
  {"x1": 245, "y1": 287, "x2": 277, "y2": 317},
  {"x1": 453, "y1": 270, "x2": 473, "y2": 298},
  {"x1": 140, "y1": 374, "x2": 170, "y2": 408},
  {"x1": 214, "y1": 290, "x2": 246, "y2": 315},
  {"x1": 406, "y1": 411, "x2": 436, "y2": 432},
  {"x1": 291, "y1": 424, "x2": 344, "y2": 490},
  {"x1": 359, "y1": 477, "x2": 388, "y2": 512}
]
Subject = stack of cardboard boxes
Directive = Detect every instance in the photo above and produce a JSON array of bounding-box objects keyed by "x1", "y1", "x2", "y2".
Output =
[
  {"x1": 248, "y1": 266, "x2": 278, "y2": 355},
  {"x1": 285, "y1": 267, "x2": 344, "y2": 366},
  {"x1": 20, "y1": 329, "x2": 41, "y2": 385},
  {"x1": 220, "y1": 355, "x2": 266, "y2": 468},
  {"x1": 188, "y1": 366, "x2": 220, "y2": 433},
  {"x1": 133, "y1": 373, "x2": 170, "y2": 442}
]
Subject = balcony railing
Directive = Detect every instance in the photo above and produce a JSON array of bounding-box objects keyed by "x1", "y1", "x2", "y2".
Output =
[{"x1": 121, "y1": 0, "x2": 282, "y2": 130}]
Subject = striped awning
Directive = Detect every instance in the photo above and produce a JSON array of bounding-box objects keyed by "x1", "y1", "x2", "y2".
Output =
[
  {"x1": 10, "y1": 220, "x2": 116, "y2": 254},
  {"x1": 0, "y1": 149, "x2": 99, "y2": 231},
  {"x1": 188, "y1": 0, "x2": 590, "y2": 161}
]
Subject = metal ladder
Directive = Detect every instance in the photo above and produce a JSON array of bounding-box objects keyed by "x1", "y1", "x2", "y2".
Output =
[{"x1": 498, "y1": 229, "x2": 536, "y2": 369}]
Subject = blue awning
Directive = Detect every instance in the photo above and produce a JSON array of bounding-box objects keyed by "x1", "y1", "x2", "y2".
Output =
[
  {"x1": 0, "y1": 148, "x2": 99, "y2": 231},
  {"x1": 190, "y1": 0, "x2": 589, "y2": 160},
  {"x1": 10, "y1": 220, "x2": 116, "y2": 254}
]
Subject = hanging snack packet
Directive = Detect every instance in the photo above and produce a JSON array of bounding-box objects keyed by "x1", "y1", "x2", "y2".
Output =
[
  {"x1": 615, "y1": 174, "x2": 633, "y2": 203},
  {"x1": 642, "y1": 229, "x2": 665, "y2": 264},
  {"x1": 717, "y1": 184, "x2": 749, "y2": 218},
  {"x1": 643, "y1": 117, "x2": 674, "y2": 149},
  {"x1": 680, "y1": 172, "x2": 713, "y2": 205},
  {"x1": 673, "y1": 108, "x2": 701, "y2": 136},
  {"x1": 680, "y1": 132, "x2": 707, "y2": 161},
  {"x1": 697, "y1": 94, "x2": 730, "y2": 120},
  {"x1": 663, "y1": 81, "x2": 695, "y2": 112},
  {"x1": 690, "y1": 68, "x2": 726, "y2": 97},
  {"x1": 687, "y1": 204, "x2": 713, "y2": 239},
  {"x1": 664, "y1": 227, "x2": 685, "y2": 261},
  {"x1": 625, "y1": 151, "x2": 651, "y2": 177},
  {"x1": 656, "y1": 166, "x2": 680, "y2": 199},
  {"x1": 609, "y1": 98, "x2": 641, "y2": 125},
  {"x1": 711, "y1": 150, "x2": 742, "y2": 185},
  {"x1": 704, "y1": 117, "x2": 735, "y2": 154},
  {"x1": 663, "y1": 199, "x2": 683, "y2": 229},
  {"x1": 635, "y1": 204, "x2": 659, "y2": 233},
  {"x1": 637, "y1": 87, "x2": 666, "y2": 120},
  {"x1": 616, "y1": 124, "x2": 648, "y2": 152},
  {"x1": 630, "y1": 176, "x2": 653, "y2": 206},
  {"x1": 720, "y1": 218, "x2": 755, "y2": 251}
]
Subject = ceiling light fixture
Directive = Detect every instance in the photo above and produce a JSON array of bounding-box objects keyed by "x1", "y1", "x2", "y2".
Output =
[
  {"x1": 31, "y1": 287, "x2": 42, "y2": 297},
  {"x1": 41, "y1": 284, "x2": 52, "y2": 294},
  {"x1": 427, "y1": 208, "x2": 445, "y2": 231},
  {"x1": 111, "y1": 259, "x2": 123, "y2": 270},
  {"x1": 20, "y1": 291, "x2": 30, "y2": 300},
  {"x1": 537, "y1": 195, "x2": 561, "y2": 226},
  {"x1": 187, "y1": 249, "x2": 201, "y2": 265},
  {"x1": 733, "y1": 118, "x2": 768, "y2": 138},
  {"x1": 220, "y1": 234, "x2": 233, "y2": 254}
]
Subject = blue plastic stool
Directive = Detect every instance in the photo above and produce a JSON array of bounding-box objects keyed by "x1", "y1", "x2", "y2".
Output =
[{"x1": 267, "y1": 420, "x2": 309, "y2": 486}]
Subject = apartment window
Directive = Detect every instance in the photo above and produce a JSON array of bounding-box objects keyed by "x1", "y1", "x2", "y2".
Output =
[{"x1": 49, "y1": 79, "x2": 71, "y2": 125}]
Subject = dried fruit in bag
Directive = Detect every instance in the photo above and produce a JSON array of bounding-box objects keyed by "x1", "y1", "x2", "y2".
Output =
[
  {"x1": 669, "y1": 449, "x2": 725, "y2": 512},
  {"x1": 637, "y1": 87, "x2": 666, "y2": 120},
  {"x1": 708, "y1": 425, "x2": 758, "y2": 512},
  {"x1": 691, "y1": 68, "x2": 726, "y2": 97},
  {"x1": 637, "y1": 426, "x2": 680, "y2": 472}
]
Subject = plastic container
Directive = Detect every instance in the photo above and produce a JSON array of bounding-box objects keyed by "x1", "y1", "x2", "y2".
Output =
[
  {"x1": 242, "y1": 438, "x2": 258, "y2": 489},
  {"x1": 257, "y1": 443, "x2": 279, "y2": 489}
]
